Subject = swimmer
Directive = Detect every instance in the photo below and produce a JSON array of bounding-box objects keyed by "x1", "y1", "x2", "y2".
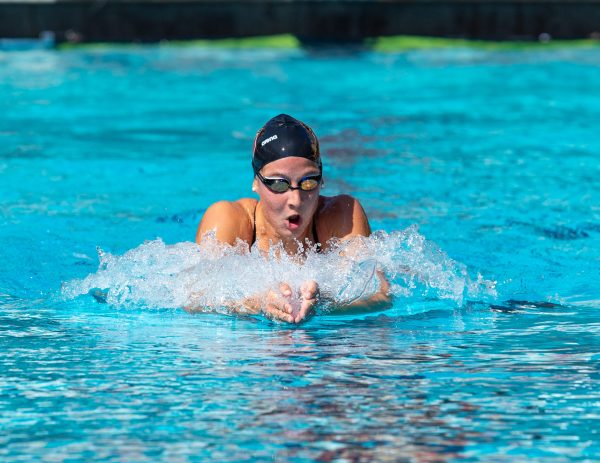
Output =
[{"x1": 194, "y1": 114, "x2": 391, "y2": 323}]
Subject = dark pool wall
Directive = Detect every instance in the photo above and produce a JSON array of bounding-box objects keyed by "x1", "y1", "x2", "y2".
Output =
[{"x1": 1, "y1": 0, "x2": 600, "y2": 42}]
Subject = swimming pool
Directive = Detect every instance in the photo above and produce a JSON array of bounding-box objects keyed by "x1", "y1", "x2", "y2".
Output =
[{"x1": 1, "y1": 44, "x2": 599, "y2": 461}]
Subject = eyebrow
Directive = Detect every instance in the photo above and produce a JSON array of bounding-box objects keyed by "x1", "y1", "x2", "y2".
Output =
[{"x1": 263, "y1": 171, "x2": 320, "y2": 179}]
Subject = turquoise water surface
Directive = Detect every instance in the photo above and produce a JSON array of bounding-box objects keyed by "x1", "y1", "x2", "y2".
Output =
[{"x1": 1, "y1": 45, "x2": 599, "y2": 462}]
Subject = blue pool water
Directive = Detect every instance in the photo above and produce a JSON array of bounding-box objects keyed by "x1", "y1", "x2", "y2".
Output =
[{"x1": 1, "y1": 45, "x2": 599, "y2": 461}]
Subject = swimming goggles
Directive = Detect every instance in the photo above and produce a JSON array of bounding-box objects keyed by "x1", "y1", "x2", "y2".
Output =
[{"x1": 256, "y1": 172, "x2": 322, "y2": 193}]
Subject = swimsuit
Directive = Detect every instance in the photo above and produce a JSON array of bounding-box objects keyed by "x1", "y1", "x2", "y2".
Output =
[{"x1": 251, "y1": 202, "x2": 320, "y2": 251}]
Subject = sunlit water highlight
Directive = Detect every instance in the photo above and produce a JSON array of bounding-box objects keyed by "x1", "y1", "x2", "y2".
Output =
[{"x1": 1, "y1": 45, "x2": 599, "y2": 462}]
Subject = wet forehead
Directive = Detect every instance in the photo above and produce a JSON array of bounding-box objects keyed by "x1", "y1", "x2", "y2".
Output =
[{"x1": 261, "y1": 156, "x2": 321, "y2": 178}]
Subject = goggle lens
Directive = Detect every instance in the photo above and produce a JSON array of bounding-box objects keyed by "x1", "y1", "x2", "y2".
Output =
[
  {"x1": 258, "y1": 174, "x2": 322, "y2": 193},
  {"x1": 299, "y1": 177, "x2": 320, "y2": 191},
  {"x1": 269, "y1": 179, "x2": 292, "y2": 193}
]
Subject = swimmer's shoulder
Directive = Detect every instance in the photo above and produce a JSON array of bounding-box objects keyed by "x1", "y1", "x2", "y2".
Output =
[
  {"x1": 196, "y1": 198, "x2": 257, "y2": 245},
  {"x1": 317, "y1": 194, "x2": 371, "y2": 243}
]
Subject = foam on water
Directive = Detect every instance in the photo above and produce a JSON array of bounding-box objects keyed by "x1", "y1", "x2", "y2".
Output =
[{"x1": 61, "y1": 225, "x2": 496, "y2": 314}]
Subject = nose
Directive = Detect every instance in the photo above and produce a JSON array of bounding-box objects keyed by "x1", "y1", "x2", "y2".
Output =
[{"x1": 286, "y1": 186, "x2": 303, "y2": 208}]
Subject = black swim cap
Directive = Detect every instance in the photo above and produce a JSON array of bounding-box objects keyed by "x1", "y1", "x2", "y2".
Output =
[{"x1": 252, "y1": 114, "x2": 321, "y2": 175}]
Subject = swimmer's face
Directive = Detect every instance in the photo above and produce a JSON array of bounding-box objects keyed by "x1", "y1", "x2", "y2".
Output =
[{"x1": 253, "y1": 156, "x2": 322, "y2": 239}]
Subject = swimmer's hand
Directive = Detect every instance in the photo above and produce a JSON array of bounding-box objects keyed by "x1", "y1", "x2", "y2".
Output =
[
  {"x1": 265, "y1": 281, "x2": 319, "y2": 324},
  {"x1": 185, "y1": 282, "x2": 319, "y2": 324}
]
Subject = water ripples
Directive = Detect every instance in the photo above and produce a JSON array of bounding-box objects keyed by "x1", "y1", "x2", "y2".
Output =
[{"x1": 2, "y1": 295, "x2": 598, "y2": 461}]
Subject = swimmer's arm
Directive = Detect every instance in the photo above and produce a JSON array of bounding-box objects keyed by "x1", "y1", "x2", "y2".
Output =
[
  {"x1": 322, "y1": 195, "x2": 393, "y2": 314},
  {"x1": 322, "y1": 270, "x2": 392, "y2": 315},
  {"x1": 195, "y1": 200, "x2": 252, "y2": 245},
  {"x1": 184, "y1": 287, "x2": 301, "y2": 324},
  {"x1": 183, "y1": 295, "x2": 262, "y2": 316}
]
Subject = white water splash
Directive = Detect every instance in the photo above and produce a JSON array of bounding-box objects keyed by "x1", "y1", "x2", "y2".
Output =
[{"x1": 61, "y1": 225, "x2": 496, "y2": 312}]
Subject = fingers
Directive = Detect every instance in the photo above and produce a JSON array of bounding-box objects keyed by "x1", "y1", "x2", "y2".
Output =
[
  {"x1": 281, "y1": 281, "x2": 318, "y2": 299},
  {"x1": 264, "y1": 302, "x2": 294, "y2": 323},
  {"x1": 263, "y1": 281, "x2": 320, "y2": 324},
  {"x1": 289, "y1": 281, "x2": 319, "y2": 323},
  {"x1": 279, "y1": 282, "x2": 293, "y2": 298},
  {"x1": 264, "y1": 289, "x2": 293, "y2": 322},
  {"x1": 293, "y1": 298, "x2": 316, "y2": 323},
  {"x1": 265, "y1": 299, "x2": 315, "y2": 324},
  {"x1": 300, "y1": 280, "x2": 319, "y2": 300},
  {"x1": 266, "y1": 289, "x2": 290, "y2": 306}
]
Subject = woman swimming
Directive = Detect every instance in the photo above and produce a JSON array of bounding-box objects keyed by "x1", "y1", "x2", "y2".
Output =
[{"x1": 195, "y1": 114, "x2": 390, "y2": 323}]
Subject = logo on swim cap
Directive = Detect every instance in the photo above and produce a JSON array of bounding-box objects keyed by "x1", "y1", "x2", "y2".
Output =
[
  {"x1": 261, "y1": 135, "x2": 278, "y2": 147},
  {"x1": 252, "y1": 114, "x2": 321, "y2": 175}
]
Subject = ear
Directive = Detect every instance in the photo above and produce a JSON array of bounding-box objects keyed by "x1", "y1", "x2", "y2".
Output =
[{"x1": 252, "y1": 178, "x2": 258, "y2": 192}]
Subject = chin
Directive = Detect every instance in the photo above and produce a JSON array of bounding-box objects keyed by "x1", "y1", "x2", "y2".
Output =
[
  {"x1": 283, "y1": 228, "x2": 300, "y2": 238},
  {"x1": 282, "y1": 224, "x2": 305, "y2": 239}
]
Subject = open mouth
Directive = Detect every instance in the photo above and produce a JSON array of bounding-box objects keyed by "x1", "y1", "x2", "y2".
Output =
[{"x1": 287, "y1": 214, "x2": 301, "y2": 229}]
